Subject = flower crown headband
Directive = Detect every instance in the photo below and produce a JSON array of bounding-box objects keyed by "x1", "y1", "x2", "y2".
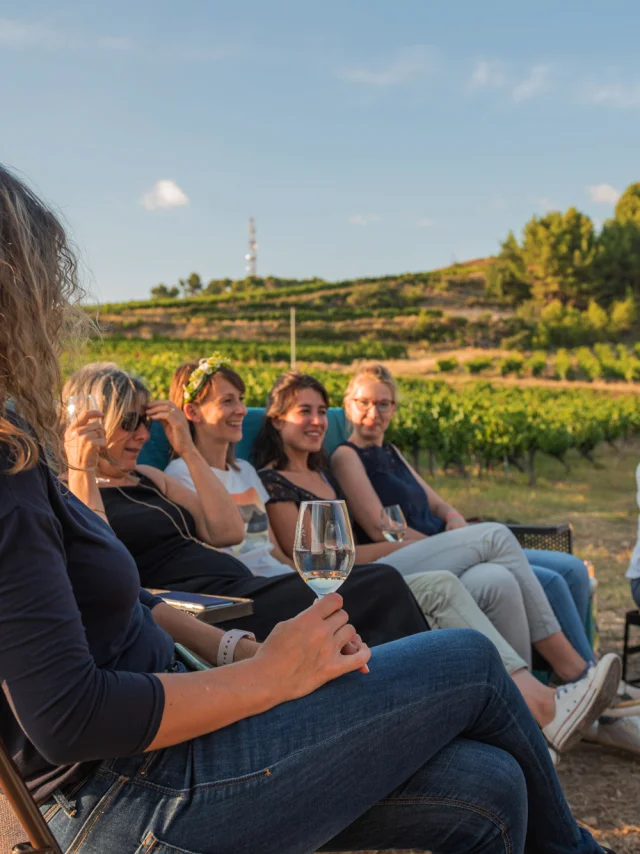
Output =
[{"x1": 183, "y1": 353, "x2": 232, "y2": 404}]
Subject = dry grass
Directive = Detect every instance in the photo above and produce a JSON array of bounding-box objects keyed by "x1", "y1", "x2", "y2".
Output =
[{"x1": 338, "y1": 440, "x2": 640, "y2": 854}]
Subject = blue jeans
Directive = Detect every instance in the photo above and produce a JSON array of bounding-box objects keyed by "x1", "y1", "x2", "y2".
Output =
[
  {"x1": 526, "y1": 550, "x2": 595, "y2": 664},
  {"x1": 44, "y1": 632, "x2": 605, "y2": 854}
]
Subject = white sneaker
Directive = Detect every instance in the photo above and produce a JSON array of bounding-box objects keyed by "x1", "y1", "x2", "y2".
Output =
[
  {"x1": 583, "y1": 716, "x2": 640, "y2": 757},
  {"x1": 604, "y1": 679, "x2": 640, "y2": 719},
  {"x1": 542, "y1": 653, "x2": 622, "y2": 753}
]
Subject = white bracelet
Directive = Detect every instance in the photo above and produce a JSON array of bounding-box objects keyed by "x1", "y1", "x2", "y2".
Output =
[{"x1": 216, "y1": 629, "x2": 256, "y2": 667}]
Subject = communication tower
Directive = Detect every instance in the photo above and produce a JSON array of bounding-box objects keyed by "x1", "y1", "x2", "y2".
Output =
[{"x1": 245, "y1": 217, "x2": 257, "y2": 277}]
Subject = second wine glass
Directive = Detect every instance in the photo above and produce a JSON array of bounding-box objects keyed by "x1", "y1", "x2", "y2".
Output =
[
  {"x1": 293, "y1": 500, "x2": 355, "y2": 598},
  {"x1": 380, "y1": 504, "x2": 407, "y2": 543}
]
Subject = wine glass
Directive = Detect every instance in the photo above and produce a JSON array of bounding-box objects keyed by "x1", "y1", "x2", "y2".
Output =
[
  {"x1": 293, "y1": 501, "x2": 356, "y2": 598},
  {"x1": 66, "y1": 393, "x2": 100, "y2": 423},
  {"x1": 380, "y1": 504, "x2": 407, "y2": 543}
]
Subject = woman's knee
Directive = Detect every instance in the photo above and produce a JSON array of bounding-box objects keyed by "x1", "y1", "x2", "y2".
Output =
[{"x1": 463, "y1": 563, "x2": 523, "y2": 611}]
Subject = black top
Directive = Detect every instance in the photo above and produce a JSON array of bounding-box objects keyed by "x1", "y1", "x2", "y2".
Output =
[
  {"x1": 258, "y1": 468, "x2": 345, "y2": 505},
  {"x1": 101, "y1": 475, "x2": 276, "y2": 594},
  {"x1": 0, "y1": 429, "x2": 172, "y2": 802},
  {"x1": 334, "y1": 442, "x2": 446, "y2": 538}
]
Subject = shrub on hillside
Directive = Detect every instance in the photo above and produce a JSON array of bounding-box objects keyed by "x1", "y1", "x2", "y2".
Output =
[
  {"x1": 436, "y1": 357, "x2": 459, "y2": 373},
  {"x1": 499, "y1": 355, "x2": 524, "y2": 376},
  {"x1": 465, "y1": 356, "x2": 494, "y2": 374},
  {"x1": 526, "y1": 351, "x2": 547, "y2": 377},
  {"x1": 553, "y1": 349, "x2": 575, "y2": 380},
  {"x1": 575, "y1": 347, "x2": 602, "y2": 381}
]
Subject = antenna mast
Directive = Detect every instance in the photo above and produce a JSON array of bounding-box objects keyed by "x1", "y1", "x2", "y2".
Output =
[{"x1": 245, "y1": 217, "x2": 257, "y2": 277}]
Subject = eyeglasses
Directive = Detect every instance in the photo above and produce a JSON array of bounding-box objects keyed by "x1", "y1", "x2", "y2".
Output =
[
  {"x1": 351, "y1": 398, "x2": 394, "y2": 414},
  {"x1": 121, "y1": 412, "x2": 152, "y2": 433}
]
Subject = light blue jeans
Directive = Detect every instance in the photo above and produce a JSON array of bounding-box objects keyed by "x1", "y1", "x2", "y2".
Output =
[
  {"x1": 526, "y1": 550, "x2": 595, "y2": 664},
  {"x1": 44, "y1": 632, "x2": 606, "y2": 854}
]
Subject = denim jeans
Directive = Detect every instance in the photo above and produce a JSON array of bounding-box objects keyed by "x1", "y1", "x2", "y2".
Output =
[
  {"x1": 44, "y1": 631, "x2": 605, "y2": 854},
  {"x1": 524, "y1": 550, "x2": 591, "y2": 625},
  {"x1": 527, "y1": 551, "x2": 595, "y2": 664},
  {"x1": 631, "y1": 576, "x2": 640, "y2": 608}
]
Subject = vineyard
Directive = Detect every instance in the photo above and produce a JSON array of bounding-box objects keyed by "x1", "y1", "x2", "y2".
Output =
[{"x1": 83, "y1": 338, "x2": 640, "y2": 484}]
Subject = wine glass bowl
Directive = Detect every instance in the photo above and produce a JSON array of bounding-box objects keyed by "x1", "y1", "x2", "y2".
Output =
[
  {"x1": 293, "y1": 501, "x2": 356, "y2": 598},
  {"x1": 380, "y1": 504, "x2": 407, "y2": 543},
  {"x1": 67, "y1": 393, "x2": 100, "y2": 422}
]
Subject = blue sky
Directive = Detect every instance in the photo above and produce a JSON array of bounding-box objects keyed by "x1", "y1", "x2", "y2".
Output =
[{"x1": 2, "y1": 0, "x2": 640, "y2": 302}]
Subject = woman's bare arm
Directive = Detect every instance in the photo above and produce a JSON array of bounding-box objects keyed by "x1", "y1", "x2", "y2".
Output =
[{"x1": 330, "y1": 445, "x2": 387, "y2": 541}]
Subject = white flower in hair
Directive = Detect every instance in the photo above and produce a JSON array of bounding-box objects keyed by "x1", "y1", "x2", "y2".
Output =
[{"x1": 183, "y1": 353, "x2": 232, "y2": 403}]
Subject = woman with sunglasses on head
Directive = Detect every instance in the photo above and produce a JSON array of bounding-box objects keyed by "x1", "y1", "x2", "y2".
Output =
[
  {"x1": 63, "y1": 362, "x2": 430, "y2": 647},
  {"x1": 256, "y1": 370, "x2": 620, "y2": 754},
  {"x1": 0, "y1": 163, "x2": 617, "y2": 854}
]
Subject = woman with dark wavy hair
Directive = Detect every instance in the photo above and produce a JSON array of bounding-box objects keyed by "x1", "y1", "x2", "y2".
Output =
[{"x1": 0, "y1": 164, "x2": 615, "y2": 854}]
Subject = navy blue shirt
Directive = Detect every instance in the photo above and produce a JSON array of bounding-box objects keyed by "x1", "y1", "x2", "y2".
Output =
[
  {"x1": 335, "y1": 442, "x2": 446, "y2": 541},
  {"x1": 0, "y1": 432, "x2": 174, "y2": 802}
]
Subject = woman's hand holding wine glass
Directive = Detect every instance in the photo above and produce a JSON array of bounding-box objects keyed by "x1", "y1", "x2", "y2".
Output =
[
  {"x1": 255, "y1": 592, "x2": 370, "y2": 699},
  {"x1": 64, "y1": 394, "x2": 105, "y2": 471}
]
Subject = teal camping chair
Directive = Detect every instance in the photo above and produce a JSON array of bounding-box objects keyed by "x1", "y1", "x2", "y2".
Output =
[{"x1": 138, "y1": 407, "x2": 348, "y2": 470}]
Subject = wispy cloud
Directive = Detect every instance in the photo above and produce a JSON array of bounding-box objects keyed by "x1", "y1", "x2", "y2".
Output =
[
  {"x1": 512, "y1": 64, "x2": 550, "y2": 102},
  {"x1": 0, "y1": 17, "x2": 59, "y2": 47},
  {"x1": 582, "y1": 82, "x2": 640, "y2": 108},
  {"x1": 337, "y1": 46, "x2": 437, "y2": 88},
  {"x1": 416, "y1": 217, "x2": 436, "y2": 227},
  {"x1": 348, "y1": 213, "x2": 380, "y2": 226},
  {"x1": 535, "y1": 196, "x2": 554, "y2": 211},
  {"x1": 587, "y1": 184, "x2": 620, "y2": 205},
  {"x1": 469, "y1": 59, "x2": 505, "y2": 90},
  {"x1": 141, "y1": 180, "x2": 189, "y2": 211},
  {"x1": 0, "y1": 17, "x2": 235, "y2": 63}
]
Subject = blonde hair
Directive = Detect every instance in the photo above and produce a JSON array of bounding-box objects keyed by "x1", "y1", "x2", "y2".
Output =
[
  {"x1": 344, "y1": 363, "x2": 398, "y2": 404},
  {"x1": 169, "y1": 360, "x2": 245, "y2": 470},
  {"x1": 63, "y1": 363, "x2": 148, "y2": 442},
  {"x1": 0, "y1": 164, "x2": 89, "y2": 473}
]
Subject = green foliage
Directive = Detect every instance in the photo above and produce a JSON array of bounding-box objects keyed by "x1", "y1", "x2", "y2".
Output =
[
  {"x1": 436, "y1": 357, "x2": 459, "y2": 373},
  {"x1": 526, "y1": 351, "x2": 547, "y2": 377},
  {"x1": 615, "y1": 182, "x2": 640, "y2": 225},
  {"x1": 499, "y1": 355, "x2": 524, "y2": 376},
  {"x1": 150, "y1": 284, "x2": 179, "y2": 299},
  {"x1": 486, "y1": 232, "x2": 531, "y2": 303},
  {"x1": 465, "y1": 356, "x2": 494, "y2": 374},
  {"x1": 553, "y1": 348, "x2": 574, "y2": 380},
  {"x1": 575, "y1": 347, "x2": 602, "y2": 381},
  {"x1": 609, "y1": 294, "x2": 637, "y2": 333},
  {"x1": 521, "y1": 207, "x2": 597, "y2": 305}
]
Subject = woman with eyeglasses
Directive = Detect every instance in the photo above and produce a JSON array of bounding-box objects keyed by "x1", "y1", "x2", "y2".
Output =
[
  {"x1": 333, "y1": 363, "x2": 596, "y2": 665},
  {"x1": 0, "y1": 164, "x2": 617, "y2": 854},
  {"x1": 62, "y1": 362, "x2": 430, "y2": 647},
  {"x1": 256, "y1": 370, "x2": 620, "y2": 754}
]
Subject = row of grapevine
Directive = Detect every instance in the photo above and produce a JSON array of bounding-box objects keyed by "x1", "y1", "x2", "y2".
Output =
[{"x1": 81, "y1": 340, "x2": 640, "y2": 484}]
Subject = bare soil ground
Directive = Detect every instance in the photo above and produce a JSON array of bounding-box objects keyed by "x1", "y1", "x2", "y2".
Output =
[{"x1": 338, "y1": 441, "x2": 640, "y2": 854}]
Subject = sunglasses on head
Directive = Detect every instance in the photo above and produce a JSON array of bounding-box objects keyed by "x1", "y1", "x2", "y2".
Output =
[{"x1": 121, "y1": 412, "x2": 152, "y2": 433}]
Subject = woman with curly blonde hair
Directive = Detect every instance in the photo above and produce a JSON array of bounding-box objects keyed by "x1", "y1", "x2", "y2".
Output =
[{"x1": 0, "y1": 165, "x2": 615, "y2": 854}]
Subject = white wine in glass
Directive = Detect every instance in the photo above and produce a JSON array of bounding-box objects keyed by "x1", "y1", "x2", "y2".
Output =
[
  {"x1": 67, "y1": 393, "x2": 99, "y2": 422},
  {"x1": 293, "y1": 500, "x2": 355, "y2": 598},
  {"x1": 380, "y1": 504, "x2": 407, "y2": 543}
]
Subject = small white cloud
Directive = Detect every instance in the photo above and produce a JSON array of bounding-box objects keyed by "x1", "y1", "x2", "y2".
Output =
[
  {"x1": 469, "y1": 59, "x2": 505, "y2": 89},
  {"x1": 348, "y1": 213, "x2": 380, "y2": 226},
  {"x1": 582, "y1": 83, "x2": 640, "y2": 109},
  {"x1": 587, "y1": 184, "x2": 620, "y2": 205},
  {"x1": 512, "y1": 64, "x2": 549, "y2": 102},
  {"x1": 141, "y1": 179, "x2": 189, "y2": 211},
  {"x1": 416, "y1": 217, "x2": 436, "y2": 227},
  {"x1": 337, "y1": 46, "x2": 437, "y2": 88}
]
